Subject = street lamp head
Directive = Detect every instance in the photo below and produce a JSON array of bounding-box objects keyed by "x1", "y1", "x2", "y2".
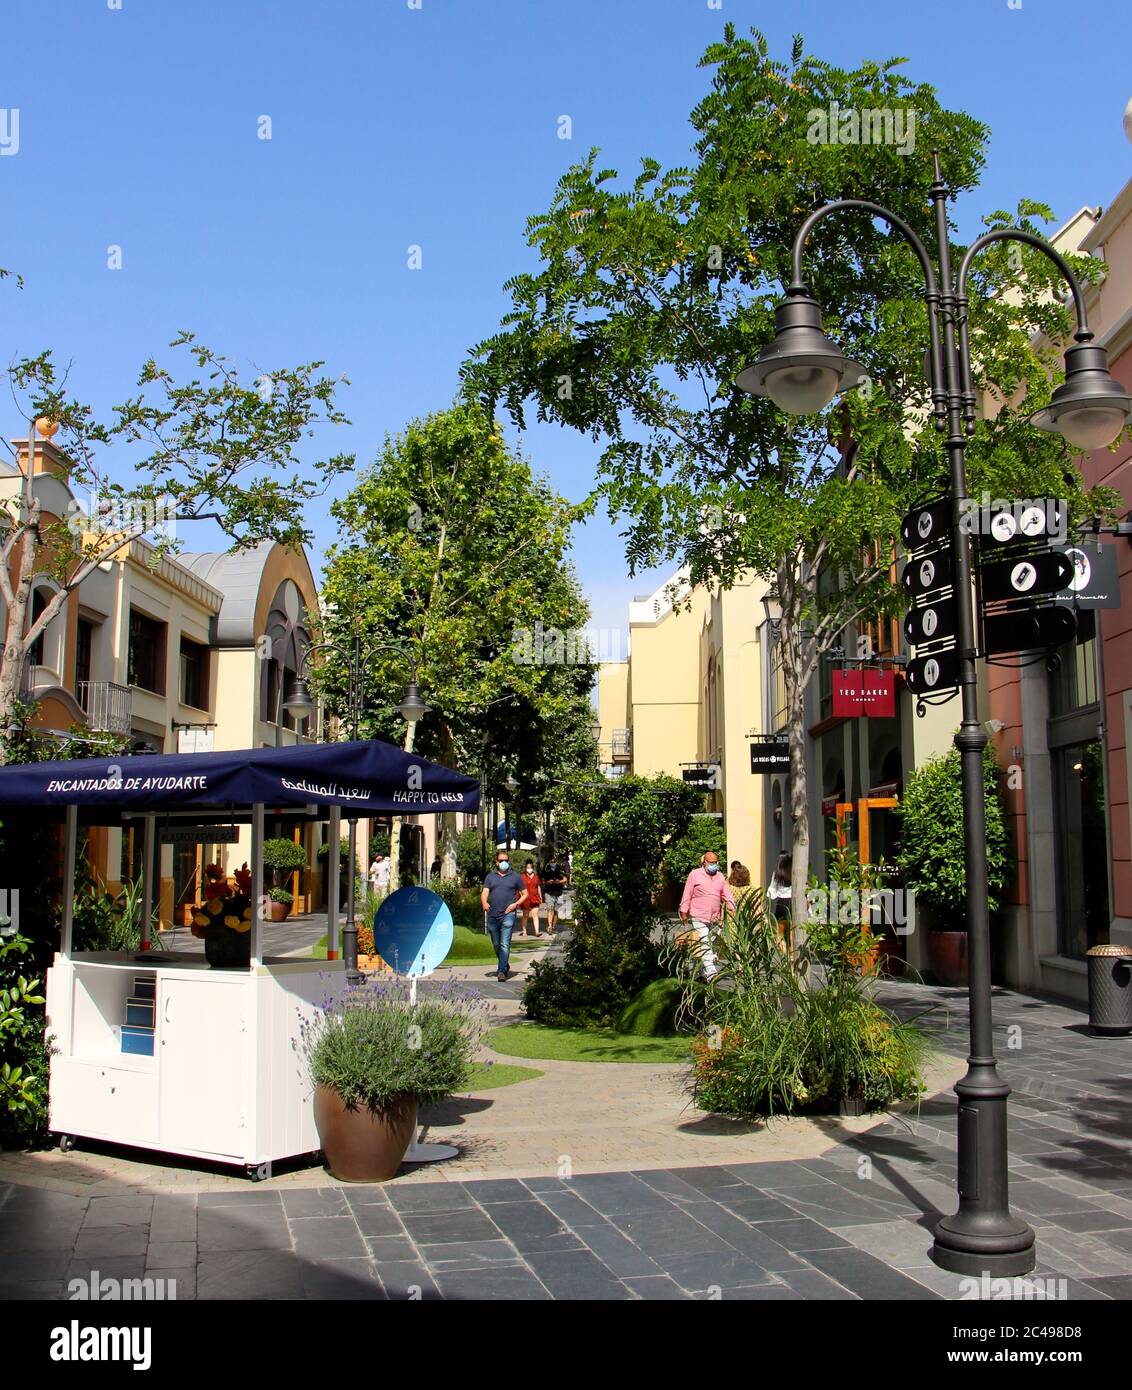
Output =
[
  {"x1": 736, "y1": 287, "x2": 868, "y2": 415},
  {"x1": 282, "y1": 674, "x2": 315, "y2": 722},
  {"x1": 395, "y1": 680, "x2": 429, "y2": 724},
  {"x1": 590, "y1": 721, "x2": 602, "y2": 743},
  {"x1": 1031, "y1": 339, "x2": 1132, "y2": 451}
]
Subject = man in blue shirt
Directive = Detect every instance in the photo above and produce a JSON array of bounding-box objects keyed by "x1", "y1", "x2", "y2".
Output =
[{"x1": 481, "y1": 848, "x2": 529, "y2": 982}]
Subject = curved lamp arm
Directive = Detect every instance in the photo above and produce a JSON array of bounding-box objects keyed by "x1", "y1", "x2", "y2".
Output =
[
  {"x1": 955, "y1": 228, "x2": 1093, "y2": 431},
  {"x1": 788, "y1": 198, "x2": 947, "y2": 422}
]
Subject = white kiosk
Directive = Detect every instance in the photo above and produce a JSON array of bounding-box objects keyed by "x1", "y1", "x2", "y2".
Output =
[{"x1": 0, "y1": 740, "x2": 480, "y2": 1179}]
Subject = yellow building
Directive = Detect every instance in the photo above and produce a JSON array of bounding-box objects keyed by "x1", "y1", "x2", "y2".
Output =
[{"x1": 597, "y1": 566, "x2": 771, "y2": 883}]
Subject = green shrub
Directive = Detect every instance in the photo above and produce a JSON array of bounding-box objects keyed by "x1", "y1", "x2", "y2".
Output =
[
  {"x1": 666, "y1": 893, "x2": 927, "y2": 1118},
  {"x1": 615, "y1": 979, "x2": 684, "y2": 1037},
  {"x1": 664, "y1": 817, "x2": 728, "y2": 888},
  {"x1": 894, "y1": 746, "x2": 1011, "y2": 921},
  {"x1": 268, "y1": 887, "x2": 294, "y2": 905},
  {"x1": 523, "y1": 909, "x2": 665, "y2": 1028},
  {"x1": 456, "y1": 827, "x2": 487, "y2": 885},
  {"x1": 0, "y1": 930, "x2": 54, "y2": 1145},
  {"x1": 301, "y1": 974, "x2": 487, "y2": 1109},
  {"x1": 263, "y1": 837, "x2": 308, "y2": 875}
]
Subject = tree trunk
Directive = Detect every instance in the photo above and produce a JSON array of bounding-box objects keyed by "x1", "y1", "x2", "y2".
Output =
[{"x1": 388, "y1": 719, "x2": 418, "y2": 890}]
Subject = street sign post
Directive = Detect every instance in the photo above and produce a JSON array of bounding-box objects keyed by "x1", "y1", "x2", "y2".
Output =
[
  {"x1": 982, "y1": 605, "x2": 1077, "y2": 656},
  {"x1": 750, "y1": 740, "x2": 790, "y2": 775},
  {"x1": 979, "y1": 551, "x2": 1074, "y2": 603}
]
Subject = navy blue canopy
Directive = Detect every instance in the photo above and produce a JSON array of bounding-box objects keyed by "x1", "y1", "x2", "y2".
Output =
[{"x1": 0, "y1": 739, "x2": 479, "y2": 815}]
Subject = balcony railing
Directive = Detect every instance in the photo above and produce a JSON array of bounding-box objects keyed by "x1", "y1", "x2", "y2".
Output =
[
  {"x1": 78, "y1": 680, "x2": 133, "y2": 735},
  {"x1": 611, "y1": 728, "x2": 631, "y2": 762}
]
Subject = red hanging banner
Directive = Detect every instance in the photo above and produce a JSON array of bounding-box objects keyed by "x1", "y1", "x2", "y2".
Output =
[{"x1": 831, "y1": 669, "x2": 895, "y2": 718}]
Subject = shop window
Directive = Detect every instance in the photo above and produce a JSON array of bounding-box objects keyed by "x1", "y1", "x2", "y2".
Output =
[
  {"x1": 1050, "y1": 610, "x2": 1098, "y2": 716},
  {"x1": 179, "y1": 637, "x2": 209, "y2": 710},
  {"x1": 1053, "y1": 740, "x2": 1110, "y2": 957},
  {"x1": 128, "y1": 609, "x2": 167, "y2": 694}
]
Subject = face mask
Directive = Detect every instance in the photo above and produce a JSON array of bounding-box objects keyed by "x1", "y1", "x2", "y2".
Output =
[
  {"x1": 498, "y1": 861, "x2": 509, "y2": 872},
  {"x1": 705, "y1": 863, "x2": 719, "y2": 874}
]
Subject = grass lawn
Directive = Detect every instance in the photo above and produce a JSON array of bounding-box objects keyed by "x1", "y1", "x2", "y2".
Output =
[
  {"x1": 486, "y1": 1022, "x2": 691, "y2": 1064},
  {"x1": 462, "y1": 1061, "x2": 543, "y2": 1091}
]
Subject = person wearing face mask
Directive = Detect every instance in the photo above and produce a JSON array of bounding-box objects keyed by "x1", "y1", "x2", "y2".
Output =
[
  {"x1": 679, "y1": 851, "x2": 736, "y2": 979},
  {"x1": 480, "y1": 848, "x2": 529, "y2": 982}
]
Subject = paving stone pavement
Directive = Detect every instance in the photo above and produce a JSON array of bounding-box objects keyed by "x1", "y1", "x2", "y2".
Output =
[{"x1": 2, "y1": 978, "x2": 1132, "y2": 1299}]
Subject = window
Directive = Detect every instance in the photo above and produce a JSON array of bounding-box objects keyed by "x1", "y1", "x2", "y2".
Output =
[
  {"x1": 771, "y1": 643, "x2": 788, "y2": 733},
  {"x1": 128, "y1": 609, "x2": 166, "y2": 694},
  {"x1": 27, "y1": 589, "x2": 49, "y2": 667},
  {"x1": 1050, "y1": 610, "x2": 1099, "y2": 716},
  {"x1": 75, "y1": 619, "x2": 94, "y2": 688},
  {"x1": 179, "y1": 637, "x2": 208, "y2": 710}
]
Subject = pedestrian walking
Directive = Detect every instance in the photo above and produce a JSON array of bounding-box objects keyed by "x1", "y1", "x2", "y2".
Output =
[
  {"x1": 540, "y1": 855, "x2": 569, "y2": 934},
  {"x1": 767, "y1": 852, "x2": 793, "y2": 955},
  {"x1": 728, "y1": 862, "x2": 755, "y2": 908},
  {"x1": 480, "y1": 848, "x2": 529, "y2": 982},
  {"x1": 520, "y1": 859, "x2": 542, "y2": 938},
  {"x1": 679, "y1": 851, "x2": 736, "y2": 979},
  {"x1": 370, "y1": 852, "x2": 390, "y2": 899}
]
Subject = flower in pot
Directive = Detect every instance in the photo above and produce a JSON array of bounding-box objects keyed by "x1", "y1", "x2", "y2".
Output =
[
  {"x1": 267, "y1": 886, "x2": 293, "y2": 922},
  {"x1": 894, "y1": 747, "x2": 1011, "y2": 987},
  {"x1": 301, "y1": 975, "x2": 487, "y2": 1182}
]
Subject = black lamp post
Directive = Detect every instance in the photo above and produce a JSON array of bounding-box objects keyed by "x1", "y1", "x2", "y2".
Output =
[
  {"x1": 283, "y1": 635, "x2": 429, "y2": 985},
  {"x1": 736, "y1": 154, "x2": 1132, "y2": 1277}
]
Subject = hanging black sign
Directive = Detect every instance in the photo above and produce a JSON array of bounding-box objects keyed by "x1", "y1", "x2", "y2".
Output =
[
  {"x1": 904, "y1": 597, "x2": 958, "y2": 646},
  {"x1": 901, "y1": 545, "x2": 953, "y2": 598},
  {"x1": 900, "y1": 500, "x2": 951, "y2": 552},
  {"x1": 750, "y1": 740, "x2": 790, "y2": 775},
  {"x1": 980, "y1": 551, "x2": 1075, "y2": 603},
  {"x1": 906, "y1": 648, "x2": 961, "y2": 695},
  {"x1": 1054, "y1": 542, "x2": 1121, "y2": 609},
  {"x1": 682, "y1": 765, "x2": 720, "y2": 791},
  {"x1": 983, "y1": 605, "x2": 1077, "y2": 656}
]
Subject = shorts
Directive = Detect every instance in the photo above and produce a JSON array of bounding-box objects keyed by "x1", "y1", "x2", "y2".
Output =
[{"x1": 543, "y1": 891, "x2": 564, "y2": 907}]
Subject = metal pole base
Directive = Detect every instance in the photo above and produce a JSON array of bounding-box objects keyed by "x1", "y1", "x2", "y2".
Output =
[
  {"x1": 401, "y1": 1131, "x2": 458, "y2": 1164},
  {"x1": 930, "y1": 1222, "x2": 1037, "y2": 1277},
  {"x1": 930, "y1": 1062, "x2": 1036, "y2": 1277}
]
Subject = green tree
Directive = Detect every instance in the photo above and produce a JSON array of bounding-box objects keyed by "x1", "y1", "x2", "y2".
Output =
[
  {"x1": 524, "y1": 772, "x2": 704, "y2": 1026},
  {"x1": 462, "y1": 25, "x2": 1118, "y2": 924},
  {"x1": 0, "y1": 327, "x2": 353, "y2": 745},
  {"x1": 319, "y1": 404, "x2": 596, "y2": 885},
  {"x1": 664, "y1": 815, "x2": 728, "y2": 888}
]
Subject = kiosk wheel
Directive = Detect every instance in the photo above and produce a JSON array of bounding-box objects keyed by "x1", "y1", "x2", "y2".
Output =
[
  {"x1": 245, "y1": 1162, "x2": 270, "y2": 1183},
  {"x1": 58, "y1": 1134, "x2": 77, "y2": 1153}
]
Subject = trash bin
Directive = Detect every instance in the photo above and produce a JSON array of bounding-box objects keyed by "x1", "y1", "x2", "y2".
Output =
[{"x1": 1086, "y1": 945, "x2": 1132, "y2": 1036}]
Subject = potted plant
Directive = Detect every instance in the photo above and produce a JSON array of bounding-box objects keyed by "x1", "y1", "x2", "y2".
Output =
[
  {"x1": 894, "y1": 747, "x2": 1011, "y2": 986},
  {"x1": 189, "y1": 863, "x2": 253, "y2": 968},
  {"x1": 267, "y1": 886, "x2": 294, "y2": 922},
  {"x1": 300, "y1": 975, "x2": 487, "y2": 1182},
  {"x1": 263, "y1": 836, "x2": 308, "y2": 911}
]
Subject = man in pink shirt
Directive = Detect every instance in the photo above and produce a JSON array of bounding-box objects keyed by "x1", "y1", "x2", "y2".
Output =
[{"x1": 679, "y1": 850, "x2": 736, "y2": 979}]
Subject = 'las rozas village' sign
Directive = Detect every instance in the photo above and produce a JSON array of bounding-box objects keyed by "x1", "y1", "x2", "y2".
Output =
[{"x1": 831, "y1": 670, "x2": 896, "y2": 718}]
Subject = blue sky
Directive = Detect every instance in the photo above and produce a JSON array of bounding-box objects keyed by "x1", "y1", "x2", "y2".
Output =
[{"x1": 2, "y1": 0, "x2": 1131, "y2": 642}]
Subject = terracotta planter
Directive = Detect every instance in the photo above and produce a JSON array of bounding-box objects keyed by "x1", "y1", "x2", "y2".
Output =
[
  {"x1": 267, "y1": 900, "x2": 290, "y2": 922},
  {"x1": 313, "y1": 1085, "x2": 417, "y2": 1182},
  {"x1": 927, "y1": 930, "x2": 968, "y2": 986}
]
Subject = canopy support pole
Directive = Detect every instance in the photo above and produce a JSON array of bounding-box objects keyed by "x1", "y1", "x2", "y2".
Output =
[
  {"x1": 327, "y1": 804, "x2": 341, "y2": 960},
  {"x1": 60, "y1": 804, "x2": 78, "y2": 959},
  {"x1": 251, "y1": 802, "x2": 264, "y2": 967},
  {"x1": 140, "y1": 813, "x2": 155, "y2": 952}
]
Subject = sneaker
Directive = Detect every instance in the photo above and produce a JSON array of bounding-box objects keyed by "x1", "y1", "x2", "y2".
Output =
[{"x1": 497, "y1": 970, "x2": 507, "y2": 982}]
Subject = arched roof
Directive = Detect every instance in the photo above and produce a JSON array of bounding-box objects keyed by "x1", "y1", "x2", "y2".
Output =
[{"x1": 179, "y1": 541, "x2": 318, "y2": 647}]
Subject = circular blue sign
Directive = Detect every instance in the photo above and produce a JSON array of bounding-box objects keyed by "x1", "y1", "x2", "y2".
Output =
[{"x1": 372, "y1": 887, "x2": 453, "y2": 977}]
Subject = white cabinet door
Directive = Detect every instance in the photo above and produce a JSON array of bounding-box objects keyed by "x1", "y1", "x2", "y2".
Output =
[{"x1": 158, "y1": 977, "x2": 246, "y2": 1158}]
